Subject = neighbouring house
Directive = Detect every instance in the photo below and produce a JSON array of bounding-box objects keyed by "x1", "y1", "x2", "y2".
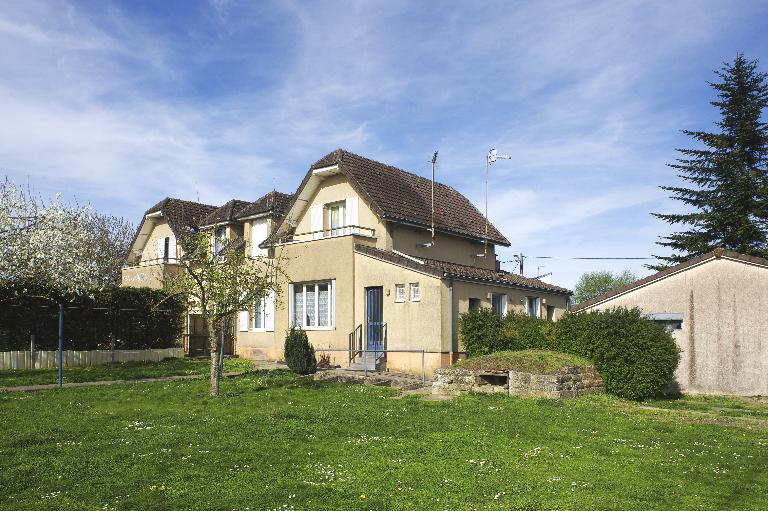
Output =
[
  {"x1": 122, "y1": 149, "x2": 571, "y2": 373},
  {"x1": 571, "y1": 249, "x2": 768, "y2": 396}
]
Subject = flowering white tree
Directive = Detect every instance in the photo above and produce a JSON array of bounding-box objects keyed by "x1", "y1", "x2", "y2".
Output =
[{"x1": 0, "y1": 178, "x2": 134, "y2": 294}]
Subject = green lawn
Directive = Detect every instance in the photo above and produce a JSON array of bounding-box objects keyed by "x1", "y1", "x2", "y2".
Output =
[
  {"x1": 1, "y1": 372, "x2": 766, "y2": 510},
  {"x1": 0, "y1": 357, "x2": 256, "y2": 387}
]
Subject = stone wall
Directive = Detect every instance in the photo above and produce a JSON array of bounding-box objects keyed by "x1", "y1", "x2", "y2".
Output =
[{"x1": 433, "y1": 366, "x2": 603, "y2": 398}]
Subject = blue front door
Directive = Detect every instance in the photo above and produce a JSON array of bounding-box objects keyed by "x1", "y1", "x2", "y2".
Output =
[{"x1": 366, "y1": 287, "x2": 384, "y2": 351}]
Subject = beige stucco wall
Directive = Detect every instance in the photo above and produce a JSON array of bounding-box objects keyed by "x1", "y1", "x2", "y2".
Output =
[
  {"x1": 390, "y1": 223, "x2": 497, "y2": 269},
  {"x1": 122, "y1": 219, "x2": 183, "y2": 289},
  {"x1": 292, "y1": 174, "x2": 389, "y2": 247},
  {"x1": 139, "y1": 221, "x2": 177, "y2": 264},
  {"x1": 451, "y1": 280, "x2": 569, "y2": 352},
  {"x1": 581, "y1": 258, "x2": 768, "y2": 396}
]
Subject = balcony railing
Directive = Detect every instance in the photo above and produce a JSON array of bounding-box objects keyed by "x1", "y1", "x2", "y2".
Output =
[{"x1": 273, "y1": 225, "x2": 375, "y2": 245}]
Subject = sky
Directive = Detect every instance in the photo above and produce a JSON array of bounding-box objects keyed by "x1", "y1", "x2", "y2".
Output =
[{"x1": 1, "y1": 0, "x2": 767, "y2": 289}]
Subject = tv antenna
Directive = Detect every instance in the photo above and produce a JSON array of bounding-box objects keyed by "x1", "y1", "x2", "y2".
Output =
[
  {"x1": 477, "y1": 148, "x2": 512, "y2": 257},
  {"x1": 417, "y1": 151, "x2": 439, "y2": 248}
]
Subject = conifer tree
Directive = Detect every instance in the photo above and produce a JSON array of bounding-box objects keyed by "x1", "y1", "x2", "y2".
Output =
[{"x1": 651, "y1": 54, "x2": 768, "y2": 269}]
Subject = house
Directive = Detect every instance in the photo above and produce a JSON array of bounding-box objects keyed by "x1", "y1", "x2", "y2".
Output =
[
  {"x1": 571, "y1": 249, "x2": 768, "y2": 396},
  {"x1": 122, "y1": 149, "x2": 571, "y2": 373}
]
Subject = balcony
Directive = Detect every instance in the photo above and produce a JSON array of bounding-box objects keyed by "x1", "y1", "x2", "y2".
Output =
[{"x1": 272, "y1": 225, "x2": 376, "y2": 246}]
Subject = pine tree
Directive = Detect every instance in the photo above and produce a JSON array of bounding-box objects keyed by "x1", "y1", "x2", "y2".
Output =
[{"x1": 651, "y1": 54, "x2": 768, "y2": 269}]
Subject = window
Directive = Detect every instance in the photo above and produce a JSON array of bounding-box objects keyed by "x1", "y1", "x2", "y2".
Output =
[
  {"x1": 468, "y1": 298, "x2": 481, "y2": 312},
  {"x1": 409, "y1": 282, "x2": 420, "y2": 302},
  {"x1": 213, "y1": 226, "x2": 226, "y2": 256},
  {"x1": 526, "y1": 297, "x2": 541, "y2": 318},
  {"x1": 491, "y1": 293, "x2": 507, "y2": 318},
  {"x1": 292, "y1": 281, "x2": 334, "y2": 329},
  {"x1": 162, "y1": 237, "x2": 170, "y2": 262},
  {"x1": 546, "y1": 305, "x2": 555, "y2": 321},
  {"x1": 251, "y1": 219, "x2": 268, "y2": 257},
  {"x1": 328, "y1": 202, "x2": 346, "y2": 236},
  {"x1": 394, "y1": 284, "x2": 406, "y2": 303}
]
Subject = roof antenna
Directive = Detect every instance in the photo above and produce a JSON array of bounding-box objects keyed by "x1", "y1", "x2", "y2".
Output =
[
  {"x1": 476, "y1": 148, "x2": 511, "y2": 257},
  {"x1": 417, "y1": 150, "x2": 439, "y2": 248}
]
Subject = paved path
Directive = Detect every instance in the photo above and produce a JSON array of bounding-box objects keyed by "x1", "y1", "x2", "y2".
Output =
[{"x1": 0, "y1": 371, "x2": 248, "y2": 393}]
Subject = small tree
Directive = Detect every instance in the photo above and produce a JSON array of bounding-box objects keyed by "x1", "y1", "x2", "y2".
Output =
[
  {"x1": 572, "y1": 269, "x2": 637, "y2": 304},
  {"x1": 284, "y1": 327, "x2": 317, "y2": 375},
  {"x1": 167, "y1": 230, "x2": 285, "y2": 396}
]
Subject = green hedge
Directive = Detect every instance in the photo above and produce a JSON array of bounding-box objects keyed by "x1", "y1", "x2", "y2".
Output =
[
  {"x1": 459, "y1": 307, "x2": 679, "y2": 400},
  {"x1": 0, "y1": 283, "x2": 185, "y2": 351}
]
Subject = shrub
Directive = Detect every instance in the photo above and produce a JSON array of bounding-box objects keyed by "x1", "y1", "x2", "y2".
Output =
[
  {"x1": 459, "y1": 308, "x2": 504, "y2": 356},
  {"x1": 554, "y1": 308, "x2": 679, "y2": 400},
  {"x1": 502, "y1": 312, "x2": 555, "y2": 351},
  {"x1": 284, "y1": 327, "x2": 317, "y2": 375}
]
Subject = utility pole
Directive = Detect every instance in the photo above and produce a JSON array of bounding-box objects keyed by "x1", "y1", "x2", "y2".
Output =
[{"x1": 514, "y1": 253, "x2": 526, "y2": 276}]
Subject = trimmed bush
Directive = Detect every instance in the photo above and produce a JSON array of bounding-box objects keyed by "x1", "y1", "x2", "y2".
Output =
[
  {"x1": 554, "y1": 308, "x2": 679, "y2": 400},
  {"x1": 458, "y1": 308, "x2": 503, "y2": 356},
  {"x1": 458, "y1": 306, "x2": 680, "y2": 400},
  {"x1": 284, "y1": 327, "x2": 317, "y2": 375}
]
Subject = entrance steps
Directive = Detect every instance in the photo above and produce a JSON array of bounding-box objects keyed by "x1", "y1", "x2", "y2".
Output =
[{"x1": 347, "y1": 351, "x2": 384, "y2": 372}]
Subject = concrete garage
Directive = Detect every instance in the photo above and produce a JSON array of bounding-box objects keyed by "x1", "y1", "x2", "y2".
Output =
[{"x1": 572, "y1": 249, "x2": 768, "y2": 396}]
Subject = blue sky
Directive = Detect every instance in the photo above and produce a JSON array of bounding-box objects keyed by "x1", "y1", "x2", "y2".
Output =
[{"x1": 1, "y1": 0, "x2": 767, "y2": 288}]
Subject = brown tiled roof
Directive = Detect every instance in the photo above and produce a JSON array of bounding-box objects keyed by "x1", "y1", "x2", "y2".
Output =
[
  {"x1": 355, "y1": 244, "x2": 571, "y2": 294},
  {"x1": 127, "y1": 198, "x2": 217, "y2": 259},
  {"x1": 235, "y1": 191, "x2": 294, "y2": 220},
  {"x1": 571, "y1": 248, "x2": 768, "y2": 311},
  {"x1": 200, "y1": 199, "x2": 251, "y2": 227},
  {"x1": 292, "y1": 149, "x2": 510, "y2": 246}
]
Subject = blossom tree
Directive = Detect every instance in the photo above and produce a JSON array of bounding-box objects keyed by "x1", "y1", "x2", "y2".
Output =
[
  {"x1": 167, "y1": 230, "x2": 285, "y2": 396},
  {"x1": 0, "y1": 178, "x2": 134, "y2": 294}
]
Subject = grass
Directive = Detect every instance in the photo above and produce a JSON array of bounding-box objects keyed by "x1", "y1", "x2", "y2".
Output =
[
  {"x1": 0, "y1": 357, "x2": 256, "y2": 387},
  {"x1": 1, "y1": 372, "x2": 767, "y2": 510},
  {"x1": 643, "y1": 394, "x2": 768, "y2": 419},
  {"x1": 457, "y1": 349, "x2": 593, "y2": 374}
]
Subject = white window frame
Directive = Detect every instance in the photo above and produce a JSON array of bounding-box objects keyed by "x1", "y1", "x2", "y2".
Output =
[
  {"x1": 251, "y1": 295, "x2": 266, "y2": 331},
  {"x1": 213, "y1": 226, "x2": 226, "y2": 256},
  {"x1": 328, "y1": 202, "x2": 347, "y2": 237},
  {"x1": 409, "y1": 282, "x2": 420, "y2": 302},
  {"x1": 394, "y1": 284, "x2": 406, "y2": 303},
  {"x1": 491, "y1": 293, "x2": 507, "y2": 318},
  {"x1": 526, "y1": 296, "x2": 541, "y2": 318},
  {"x1": 289, "y1": 280, "x2": 335, "y2": 331}
]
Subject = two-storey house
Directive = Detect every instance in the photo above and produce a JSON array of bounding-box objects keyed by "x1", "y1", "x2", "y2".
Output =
[{"x1": 123, "y1": 149, "x2": 571, "y2": 373}]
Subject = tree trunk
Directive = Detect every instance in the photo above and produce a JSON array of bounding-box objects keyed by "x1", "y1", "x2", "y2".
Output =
[{"x1": 208, "y1": 321, "x2": 221, "y2": 397}]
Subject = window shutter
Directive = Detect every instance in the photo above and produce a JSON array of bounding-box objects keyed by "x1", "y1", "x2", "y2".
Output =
[
  {"x1": 168, "y1": 235, "x2": 177, "y2": 261},
  {"x1": 264, "y1": 291, "x2": 275, "y2": 331},
  {"x1": 251, "y1": 219, "x2": 268, "y2": 257},
  {"x1": 311, "y1": 205, "x2": 324, "y2": 239},
  {"x1": 238, "y1": 310, "x2": 249, "y2": 332},
  {"x1": 156, "y1": 239, "x2": 164, "y2": 262},
  {"x1": 345, "y1": 197, "x2": 358, "y2": 234}
]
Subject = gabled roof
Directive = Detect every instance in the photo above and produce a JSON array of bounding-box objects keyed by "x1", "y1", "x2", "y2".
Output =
[
  {"x1": 571, "y1": 249, "x2": 768, "y2": 311},
  {"x1": 355, "y1": 244, "x2": 571, "y2": 295},
  {"x1": 271, "y1": 149, "x2": 510, "y2": 247},
  {"x1": 235, "y1": 191, "x2": 294, "y2": 220},
  {"x1": 127, "y1": 198, "x2": 217, "y2": 258},
  {"x1": 200, "y1": 199, "x2": 252, "y2": 227}
]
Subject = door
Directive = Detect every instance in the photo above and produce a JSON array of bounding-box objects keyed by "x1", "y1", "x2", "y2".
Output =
[{"x1": 366, "y1": 286, "x2": 384, "y2": 351}]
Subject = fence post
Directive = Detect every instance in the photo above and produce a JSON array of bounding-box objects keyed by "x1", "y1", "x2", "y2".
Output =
[
  {"x1": 30, "y1": 334, "x2": 36, "y2": 370},
  {"x1": 421, "y1": 350, "x2": 425, "y2": 384},
  {"x1": 110, "y1": 333, "x2": 115, "y2": 363},
  {"x1": 58, "y1": 303, "x2": 64, "y2": 386}
]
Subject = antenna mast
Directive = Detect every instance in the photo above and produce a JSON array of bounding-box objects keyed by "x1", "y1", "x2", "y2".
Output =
[
  {"x1": 479, "y1": 148, "x2": 512, "y2": 256},
  {"x1": 431, "y1": 150, "x2": 438, "y2": 244}
]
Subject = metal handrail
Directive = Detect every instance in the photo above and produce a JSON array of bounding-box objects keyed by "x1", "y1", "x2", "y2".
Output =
[{"x1": 348, "y1": 324, "x2": 363, "y2": 363}]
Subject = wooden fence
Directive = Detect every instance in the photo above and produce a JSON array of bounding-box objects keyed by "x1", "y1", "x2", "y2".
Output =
[{"x1": 0, "y1": 348, "x2": 185, "y2": 371}]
